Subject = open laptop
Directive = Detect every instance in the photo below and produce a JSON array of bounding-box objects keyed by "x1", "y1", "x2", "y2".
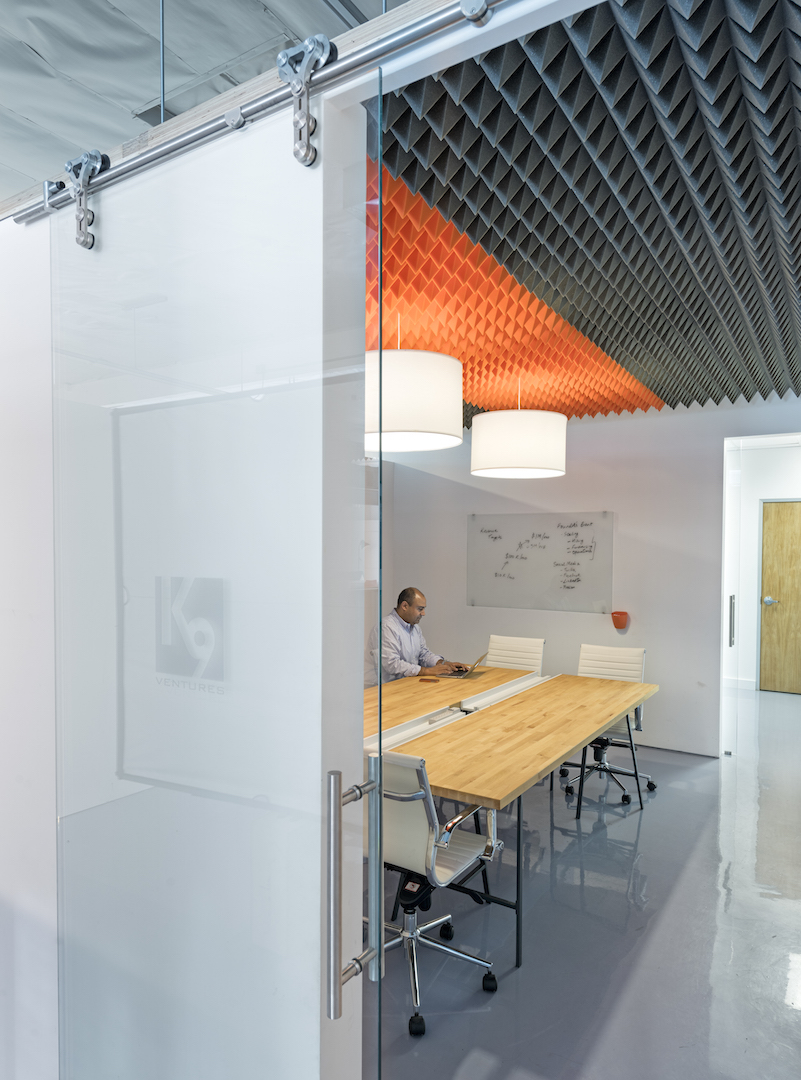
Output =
[{"x1": 438, "y1": 651, "x2": 488, "y2": 678}]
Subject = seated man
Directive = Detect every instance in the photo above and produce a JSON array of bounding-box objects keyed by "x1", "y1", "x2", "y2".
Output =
[{"x1": 364, "y1": 586, "x2": 468, "y2": 687}]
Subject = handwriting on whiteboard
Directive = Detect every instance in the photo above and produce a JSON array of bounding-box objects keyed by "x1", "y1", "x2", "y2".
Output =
[{"x1": 467, "y1": 512, "x2": 613, "y2": 613}]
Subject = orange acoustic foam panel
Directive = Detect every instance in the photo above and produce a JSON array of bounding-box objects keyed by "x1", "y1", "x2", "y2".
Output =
[{"x1": 366, "y1": 167, "x2": 664, "y2": 419}]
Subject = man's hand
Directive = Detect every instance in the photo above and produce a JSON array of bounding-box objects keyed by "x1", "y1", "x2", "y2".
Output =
[{"x1": 419, "y1": 661, "x2": 468, "y2": 676}]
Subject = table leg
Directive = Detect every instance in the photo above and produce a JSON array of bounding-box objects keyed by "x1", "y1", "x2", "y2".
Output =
[
  {"x1": 475, "y1": 810, "x2": 491, "y2": 895},
  {"x1": 516, "y1": 794, "x2": 522, "y2": 968},
  {"x1": 575, "y1": 745, "x2": 588, "y2": 821}
]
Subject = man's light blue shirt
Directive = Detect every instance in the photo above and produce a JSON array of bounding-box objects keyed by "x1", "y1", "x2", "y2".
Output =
[{"x1": 364, "y1": 609, "x2": 443, "y2": 687}]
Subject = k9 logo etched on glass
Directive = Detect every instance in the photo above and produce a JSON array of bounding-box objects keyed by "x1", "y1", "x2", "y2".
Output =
[{"x1": 155, "y1": 577, "x2": 224, "y2": 681}]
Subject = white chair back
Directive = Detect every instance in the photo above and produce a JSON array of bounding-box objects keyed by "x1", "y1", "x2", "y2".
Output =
[
  {"x1": 380, "y1": 751, "x2": 490, "y2": 888},
  {"x1": 577, "y1": 644, "x2": 645, "y2": 682},
  {"x1": 381, "y1": 751, "x2": 438, "y2": 881},
  {"x1": 486, "y1": 634, "x2": 545, "y2": 673},
  {"x1": 577, "y1": 644, "x2": 646, "y2": 734}
]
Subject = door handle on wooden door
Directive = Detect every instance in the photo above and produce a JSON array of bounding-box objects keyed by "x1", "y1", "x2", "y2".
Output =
[{"x1": 763, "y1": 596, "x2": 780, "y2": 605}]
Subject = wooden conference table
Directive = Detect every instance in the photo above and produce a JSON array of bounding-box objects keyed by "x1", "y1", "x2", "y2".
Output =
[{"x1": 363, "y1": 667, "x2": 659, "y2": 965}]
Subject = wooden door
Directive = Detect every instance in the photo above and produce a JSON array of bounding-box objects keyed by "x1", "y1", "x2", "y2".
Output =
[{"x1": 760, "y1": 501, "x2": 801, "y2": 692}]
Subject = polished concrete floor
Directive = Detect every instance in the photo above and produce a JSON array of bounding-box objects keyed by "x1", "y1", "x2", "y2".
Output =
[{"x1": 363, "y1": 690, "x2": 801, "y2": 1080}]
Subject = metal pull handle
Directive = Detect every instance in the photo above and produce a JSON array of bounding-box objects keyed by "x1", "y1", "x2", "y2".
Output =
[
  {"x1": 326, "y1": 762, "x2": 379, "y2": 1020},
  {"x1": 763, "y1": 596, "x2": 780, "y2": 605},
  {"x1": 326, "y1": 771, "x2": 342, "y2": 1018}
]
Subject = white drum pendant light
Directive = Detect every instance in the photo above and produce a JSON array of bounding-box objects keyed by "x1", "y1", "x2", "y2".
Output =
[
  {"x1": 470, "y1": 408, "x2": 567, "y2": 478},
  {"x1": 365, "y1": 349, "x2": 463, "y2": 452}
]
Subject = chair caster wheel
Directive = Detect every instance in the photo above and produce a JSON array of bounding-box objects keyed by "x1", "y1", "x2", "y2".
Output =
[
  {"x1": 559, "y1": 768, "x2": 569, "y2": 777},
  {"x1": 621, "y1": 793, "x2": 632, "y2": 804},
  {"x1": 409, "y1": 1013, "x2": 425, "y2": 1036},
  {"x1": 482, "y1": 972, "x2": 497, "y2": 992},
  {"x1": 564, "y1": 785, "x2": 574, "y2": 795},
  {"x1": 647, "y1": 780, "x2": 657, "y2": 791},
  {"x1": 439, "y1": 922, "x2": 454, "y2": 941}
]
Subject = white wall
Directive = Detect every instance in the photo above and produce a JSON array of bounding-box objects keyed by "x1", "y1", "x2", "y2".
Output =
[
  {"x1": 723, "y1": 441, "x2": 801, "y2": 689},
  {"x1": 0, "y1": 216, "x2": 58, "y2": 1080},
  {"x1": 387, "y1": 395, "x2": 801, "y2": 759}
]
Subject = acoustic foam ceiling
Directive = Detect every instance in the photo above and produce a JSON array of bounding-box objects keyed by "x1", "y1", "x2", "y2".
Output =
[
  {"x1": 375, "y1": 0, "x2": 801, "y2": 411},
  {"x1": 367, "y1": 166, "x2": 665, "y2": 420}
]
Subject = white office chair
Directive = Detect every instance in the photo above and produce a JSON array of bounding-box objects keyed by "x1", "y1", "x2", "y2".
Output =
[
  {"x1": 560, "y1": 644, "x2": 656, "y2": 816},
  {"x1": 485, "y1": 634, "x2": 545, "y2": 673},
  {"x1": 382, "y1": 750, "x2": 499, "y2": 1037}
]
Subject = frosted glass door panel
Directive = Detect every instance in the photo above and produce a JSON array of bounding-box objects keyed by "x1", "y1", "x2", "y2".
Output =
[
  {"x1": 51, "y1": 104, "x2": 369, "y2": 1080},
  {"x1": 115, "y1": 392, "x2": 321, "y2": 801}
]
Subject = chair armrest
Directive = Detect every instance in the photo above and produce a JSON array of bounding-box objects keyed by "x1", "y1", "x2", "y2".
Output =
[
  {"x1": 436, "y1": 804, "x2": 482, "y2": 848},
  {"x1": 384, "y1": 789, "x2": 426, "y2": 802},
  {"x1": 437, "y1": 805, "x2": 504, "y2": 862}
]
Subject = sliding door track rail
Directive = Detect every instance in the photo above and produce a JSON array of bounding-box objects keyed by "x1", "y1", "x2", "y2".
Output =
[{"x1": 13, "y1": 0, "x2": 501, "y2": 226}]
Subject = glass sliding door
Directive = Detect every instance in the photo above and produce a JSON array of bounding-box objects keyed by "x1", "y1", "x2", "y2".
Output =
[
  {"x1": 362, "y1": 71, "x2": 385, "y2": 1080},
  {"x1": 51, "y1": 90, "x2": 382, "y2": 1080}
]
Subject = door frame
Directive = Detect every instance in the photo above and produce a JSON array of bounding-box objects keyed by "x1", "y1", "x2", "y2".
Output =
[{"x1": 755, "y1": 497, "x2": 801, "y2": 690}]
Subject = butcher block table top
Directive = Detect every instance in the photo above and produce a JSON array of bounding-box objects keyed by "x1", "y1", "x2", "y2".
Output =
[
  {"x1": 388, "y1": 674, "x2": 660, "y2": 810},
  {"x1": 363, "y1": 666, "x2": 535, "y2": 738}
]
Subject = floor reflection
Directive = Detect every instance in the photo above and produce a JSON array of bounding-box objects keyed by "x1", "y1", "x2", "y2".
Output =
[
  {"x1": 364, "y1": 690, "x2": 801, "y2": 1079},
  {"x1": 549, "y1": 789, "x2": 650, "y2": 933}
]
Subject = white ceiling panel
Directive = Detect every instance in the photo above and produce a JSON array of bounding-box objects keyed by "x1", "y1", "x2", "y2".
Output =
[
  {"x1": 0, "y1": 0, "x2": 407, "y2": 201},
  {"x1": 0, "y1": 26, "x2": 149, "y2": 153},
  {"x1": 0, "y1": 102, "x2": 85, "y2": 180},
  {"x1": 0, "y1": 159, "x2": 36, "y2": 193},
  {"x1": 108, "y1": 0, "x2": 302, "y2": 75},
  {"x1": 0, "y1": 2, "x2": 197, "y2": 110}
]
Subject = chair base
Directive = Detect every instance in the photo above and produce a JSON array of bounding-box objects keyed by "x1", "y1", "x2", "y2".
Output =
[
  {"x1": 566, "y1": 760, "x2": 635, "y2": 802},
  {"x1": 385, "y1": 908, "x2": 495, "y2": 1035},
  {"x1": 563, "y1": 761, "x2": 657, "y2": 792},
  {"x1": 561, "y1": 734, "x2": 657, "y2": 818}
]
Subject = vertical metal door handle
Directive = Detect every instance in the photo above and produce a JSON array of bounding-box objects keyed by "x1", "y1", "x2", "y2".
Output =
[
  {"x1": 729, "y1": 595, "x2": 735, "y2": 647},
  {"x1": 326, "y1": 769, "x2": 378, "y2": 1020},
  {"x1": 365, "y1": 754, "x2": 382, "y2": 983},
  {"x1": 327, "y1": 771, "x2": 342, "y2": 1020}
]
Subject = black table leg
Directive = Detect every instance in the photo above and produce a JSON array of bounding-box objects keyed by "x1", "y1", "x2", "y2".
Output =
[
  {"x1": 446, "y1": 796, "x2": 524, "y2": 968},
  {"x1": 575, "y1": 745, "x2": 588, "y2": 820},
  {"x1": 516, "y1": 794, "x2": 523, "y2": 968}
]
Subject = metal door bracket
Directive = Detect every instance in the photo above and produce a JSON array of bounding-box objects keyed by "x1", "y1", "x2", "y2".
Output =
[
  {"x1": 277, "y1": 35, "x2": 337, "y2": 166},
  {"x1": 42, "y1": 178, "x2": 66, "y2": 214},
  {"x1": 64, "y1": 151, "x2": 110, "y2": 249},
  {"x1": 461, "y1": 0, "x2": 492, "y2": 26},
  {"x1": 224, "y1": 107, "x2": 245, "y2": 131}
]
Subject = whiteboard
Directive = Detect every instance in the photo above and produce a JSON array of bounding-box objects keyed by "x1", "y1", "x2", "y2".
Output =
[{"x1": 467, "y1": 512, "x2": 613, "y2": 613}]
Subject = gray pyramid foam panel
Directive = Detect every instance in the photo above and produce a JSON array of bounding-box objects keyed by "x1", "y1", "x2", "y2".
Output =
[{"x1": 372, "y1": 0, "x2": 801, "y2": 409}]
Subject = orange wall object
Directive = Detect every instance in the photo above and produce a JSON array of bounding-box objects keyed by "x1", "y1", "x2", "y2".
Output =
[{"x1": 366, "y1": 167, "x2": 664, "y2": 420}]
